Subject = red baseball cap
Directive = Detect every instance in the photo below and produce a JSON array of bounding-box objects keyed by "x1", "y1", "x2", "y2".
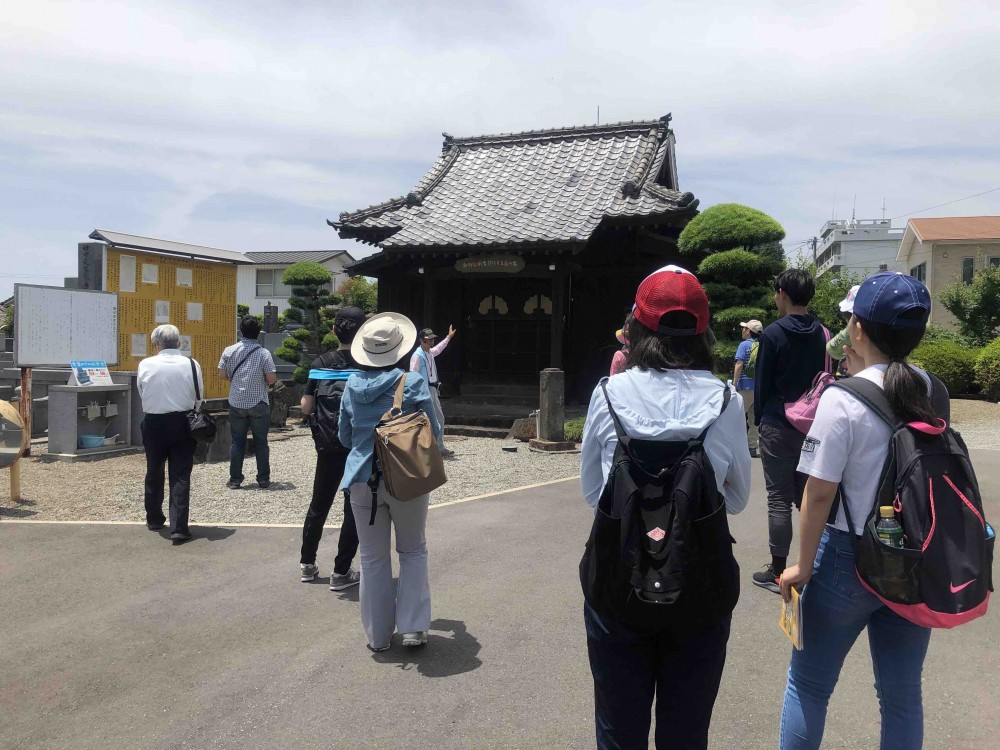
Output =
[{"x1": 633, "y1": 265, "x2": 710, "y2": 336}]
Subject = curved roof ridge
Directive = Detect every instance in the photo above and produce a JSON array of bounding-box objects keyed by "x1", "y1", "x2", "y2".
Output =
[
  {"x1": 620, "y1": 126, "x2": 663, "y2": 198},
  {"x1": 337, "y1": 195, "x2": 407, "y2": 223},
  {"x1": 443, "y1": 114, "x2": 672, "y2": 149}
]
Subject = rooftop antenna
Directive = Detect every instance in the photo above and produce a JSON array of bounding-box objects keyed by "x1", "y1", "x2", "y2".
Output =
[
  {"x1": 882, "y1": 197, "x2": 886, "y2": 221},
  {"x1": 848, "y1": 194, "x2": 857, "y2": 230},
  {"x1": 597, "y1": 105, "x2": 600, "y2": 125},
  {"x1": 831, "y1": 188, "x2": 838, "y2": 220}
]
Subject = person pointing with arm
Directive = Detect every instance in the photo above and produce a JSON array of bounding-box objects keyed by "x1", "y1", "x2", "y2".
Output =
[{"x1": 410, "y1": 324, "x2": 456, "y2": 457}]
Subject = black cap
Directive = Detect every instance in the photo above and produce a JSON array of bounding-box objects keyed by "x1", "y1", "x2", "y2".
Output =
[
  {"x1": 419, "y1": 327, "x2": 438, "y2": 340},
  {"x1": 333, "y1": 307, "x2": 367, "y2": 344}
]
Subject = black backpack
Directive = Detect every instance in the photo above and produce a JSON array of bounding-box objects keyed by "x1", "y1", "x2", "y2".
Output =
[
  {"x1": 830, "y1": 376, "x2": 994, "y2": 628},
  {"x1": 306, "y1": 351, "x2": 358, "y2": 454},
  {"x1": 579, "y1": 380, "x2": 740, "y2": 632}
]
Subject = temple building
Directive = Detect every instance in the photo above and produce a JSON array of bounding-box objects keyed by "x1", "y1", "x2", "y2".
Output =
[{"x1": 330, "y1": 115, "x2": 700, "y2": 403}]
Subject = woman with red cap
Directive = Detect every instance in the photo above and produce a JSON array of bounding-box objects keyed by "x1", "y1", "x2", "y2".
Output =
[{"x1": 580, "y1": 265, "x2": 751, "y2": 749}]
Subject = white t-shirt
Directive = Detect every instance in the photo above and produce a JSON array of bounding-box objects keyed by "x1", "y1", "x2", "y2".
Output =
[{"x1": 797, "y1": 364, "x2": 931, "y2": 534}]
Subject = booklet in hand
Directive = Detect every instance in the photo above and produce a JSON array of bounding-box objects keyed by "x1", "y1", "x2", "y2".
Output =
[{"x1": 779, "y1": 587, "x2": 803, "y2": 650}]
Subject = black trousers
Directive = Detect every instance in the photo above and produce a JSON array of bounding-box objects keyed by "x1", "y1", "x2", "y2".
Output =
[
  {"x1": 300, "y1": 448, "x2": 359, "y2": 574},
  {"x1": 585, "y1": 603, "x2": 731, "y2": 750},
  {"x1": 141, "y1": 412, "x2": 196, "y2": 534}
]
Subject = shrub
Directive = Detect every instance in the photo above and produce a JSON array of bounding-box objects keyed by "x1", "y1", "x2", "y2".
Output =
[
  {"x1": 291, "y1": 328, "x2": 311, "y2": 341},
  {"x1": 281, "y1": 262, "x2": 332, "y2": 288},
  {"x1": 321, "y1": 332, "x2": 340, "y2": 352},
  {"x1": 713, "y1": 306, "x2": 769, "y2": 332},
  {"x1": 564, "y1": 416, "x2": 585, "y2": 443},
  {"x1": 712, "y1": 340, "x2": 739, "y2": 374},
  {"x1": 938, "y1": 259, "x2": 1000, "y2": 346},
  {"x1": 679, "y1": 203, "x2": 786, "y2": 255},
  {"x1": 237, "y1": 304, "x2": 249, "y2": 318},
  {"x1": 910, "y1": 341, "x2": 977, "y2": 395},
  {"x1": 974, "y1": 338, "x2": 1000, "y2": 399},
  {"x1": 921, "y1": 324, "x2": 975, "y2": 348},
  {"x1": 338, "y1": 276, "x2": 379, "y2": 313},
  {"x1": 697, "y1": 249, "x2": 765, "y2": 285}
]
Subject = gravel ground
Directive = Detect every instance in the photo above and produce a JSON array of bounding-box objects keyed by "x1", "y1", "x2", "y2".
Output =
[
  {"x1": 0, "y1": 430, "x2": 581, "y2": 525},
  {"x1": 4, "y1": 398, "x2": 997, "y2": 524}
]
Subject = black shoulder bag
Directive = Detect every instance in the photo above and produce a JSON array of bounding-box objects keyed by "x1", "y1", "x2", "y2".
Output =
[{"x1": 187, "y1": 358, "x2": 217, "y2": 442}]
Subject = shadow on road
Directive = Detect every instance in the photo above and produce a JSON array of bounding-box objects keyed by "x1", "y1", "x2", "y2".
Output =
[{"x1": 373, "y1": 618, "x2": 483, "y2": 678}]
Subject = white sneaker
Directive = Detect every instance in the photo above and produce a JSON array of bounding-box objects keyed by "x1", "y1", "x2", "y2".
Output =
[
  {"x1": 401, "y1": 631, "x2": 427, "y2": 647},
  {"x1": 330, "y1": 567, "x2": 360, "y2": 591}
]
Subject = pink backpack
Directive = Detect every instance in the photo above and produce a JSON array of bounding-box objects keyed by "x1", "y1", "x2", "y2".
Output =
[{"x1": 783, "y1": 327, "x2": 833, "y2": 434}]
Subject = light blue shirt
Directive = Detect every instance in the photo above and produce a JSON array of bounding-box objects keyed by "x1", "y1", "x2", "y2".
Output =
[
  {"x1": 338, "y1": 368, "x2": 442, "y2": 490},
  {"x1": 735, "y1": 339, "x2": 755, "y2": 391}
]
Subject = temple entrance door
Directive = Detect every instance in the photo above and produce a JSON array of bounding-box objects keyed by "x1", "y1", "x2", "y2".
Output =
[{"x1": 463, "y1": 279, "x2": 552, "y2": 380}]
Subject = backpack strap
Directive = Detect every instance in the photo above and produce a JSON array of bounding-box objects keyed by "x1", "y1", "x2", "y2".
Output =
[
  {"x1": 696, "y1": 384, "x2": 731, "y2": 442},
  {"x1": 827, "y1": 377, "x2": 902, "y2": 430},
  {"x1": 599, "y1": 378, "x2": 629, "y2": 444}
]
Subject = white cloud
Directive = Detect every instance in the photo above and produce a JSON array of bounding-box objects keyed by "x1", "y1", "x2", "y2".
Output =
[{"x1": 2, "y1": 0, "x2": 1000, "y2": 297}]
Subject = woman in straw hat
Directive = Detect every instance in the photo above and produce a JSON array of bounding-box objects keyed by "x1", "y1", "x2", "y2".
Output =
[{"x1": 338, "y1": 312, "x2": 442, "y2": 652}]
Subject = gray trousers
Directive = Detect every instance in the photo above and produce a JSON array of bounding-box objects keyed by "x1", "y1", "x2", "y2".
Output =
[
  {"x1": 738, "y1": 389, "x2": 758, "y2": 451},
  {"x1": 429, "y1": 385, "x2": 446, "y2": 451},
  {"x1": 759, "y1": 422, "x2": 807, "y2": 558},
  {"x1": 350, "y1": 481, "x2": 431, "y2": 649}
]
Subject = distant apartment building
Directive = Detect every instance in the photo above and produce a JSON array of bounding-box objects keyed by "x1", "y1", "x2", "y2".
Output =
[
  {"x1": 896, "y1": 216, "x2": 1000, "y2": 328},
  {"x1": 813, "y1": 219, "x2": 904, "y2": 278}
]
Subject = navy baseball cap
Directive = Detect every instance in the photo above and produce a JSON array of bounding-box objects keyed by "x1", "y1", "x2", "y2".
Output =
[{"x1": 853, "y1": 272, "x2": 931, "y2": 329}]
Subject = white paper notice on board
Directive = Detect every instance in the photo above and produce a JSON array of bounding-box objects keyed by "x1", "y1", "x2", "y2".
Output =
[
  {"x1": 155, "y1": 300, "x2": 170, "y2": 323},
  {"x1": 176, "y1": 268, "x2": 193, "y2": 287},
  {"x1": 142, "y1": 263, "x2": 158, "y2": 284},
  {"x1": 187, "y1": 302, "x2": 203, "y2": 321},
  {"x1": 13, "y1": 285, "x2": 119, "y2": 367},
  {"x1": 131, "y1": 333, "x2": 148, "y2": 357},
  {"x1": 179, "y1": 335, "x2": 192, "y2": 356},
  {"x1": 119, "y1": 255, "x2": 137, "y2": 293}
]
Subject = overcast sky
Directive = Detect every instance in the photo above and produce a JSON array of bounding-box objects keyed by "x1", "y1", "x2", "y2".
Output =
[{"x1": 2, "y1": 0, "x2": 999, "y2": 298}]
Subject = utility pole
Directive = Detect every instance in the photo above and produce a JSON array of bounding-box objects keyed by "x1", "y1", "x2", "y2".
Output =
[{"x1": 811, "y1": 237, "x2": 818, "y2": 264}]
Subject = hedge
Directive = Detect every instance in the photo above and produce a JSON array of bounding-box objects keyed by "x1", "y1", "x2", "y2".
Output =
[
  {"x1": 910, "y1": 341, "x2": 977, "y2": 395},
  {"x1": 678, "y1": 203, "x2": 786, "y2": 255},
  {"x1": 564, "y1": 417, "x2": 586, "y2": 443},
  {"x1": 321, "y1": 332, "x2": 340, "y2": 352},
  {"x1": 975, "y1": 338, "x2": 1000, "y2": 400}
]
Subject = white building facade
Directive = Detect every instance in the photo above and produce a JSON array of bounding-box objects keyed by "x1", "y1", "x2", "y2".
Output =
[
  {"x1": 236, "y1": 250, "x2": 355, "y2": 315},
  {"x1": 814, "y1": 219, "x2": 904, "y2": 278}
]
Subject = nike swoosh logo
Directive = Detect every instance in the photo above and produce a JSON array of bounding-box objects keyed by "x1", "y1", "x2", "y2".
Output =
[{"x1": 950, "y1": 579, "x2": 977, "y2": 594}]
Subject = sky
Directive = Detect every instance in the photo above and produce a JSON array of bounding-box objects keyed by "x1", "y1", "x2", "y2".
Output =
[{"x1": 2, "y1": 0, "x2": 999, "y2": 299}]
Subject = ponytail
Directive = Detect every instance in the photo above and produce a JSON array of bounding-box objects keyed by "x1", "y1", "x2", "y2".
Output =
[{"x1": 856, "y1": 314, "x2": 936, "y2": 424}]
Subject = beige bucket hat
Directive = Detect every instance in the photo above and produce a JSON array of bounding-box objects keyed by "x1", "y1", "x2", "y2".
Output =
[{"x1": 350, "y1": 312, "x2": 417, "y2": 368}]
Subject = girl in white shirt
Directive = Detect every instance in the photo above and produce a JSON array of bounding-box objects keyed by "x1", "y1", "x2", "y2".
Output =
[{"x1": 778, "y1": 272, "x2": 937, "y2": 750}]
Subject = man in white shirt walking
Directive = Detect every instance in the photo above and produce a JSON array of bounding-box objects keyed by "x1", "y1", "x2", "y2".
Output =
[
  {"x1": 136, "y1": 324, "x2": 204, "y2": 545},
  {"x1": 410, "y1": 325, "x2": 455, "y2": 456}
]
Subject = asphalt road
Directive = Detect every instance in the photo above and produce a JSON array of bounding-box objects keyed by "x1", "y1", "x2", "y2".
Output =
[{"x1": 2, "y1": 451, "x2": 998, "y2": 749}]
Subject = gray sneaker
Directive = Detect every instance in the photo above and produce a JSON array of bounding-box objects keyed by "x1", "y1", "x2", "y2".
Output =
[
  {"x1": 330, "y1": 568, "x2": 360, "y2": 591},
  {"x1": 300, "y1": 563, "x2": 319, "y2": 582}
]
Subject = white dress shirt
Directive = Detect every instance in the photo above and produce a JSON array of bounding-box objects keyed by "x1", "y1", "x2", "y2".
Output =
[{"x1": 137, "y1": 349, "x2": 204, "y2": 414}]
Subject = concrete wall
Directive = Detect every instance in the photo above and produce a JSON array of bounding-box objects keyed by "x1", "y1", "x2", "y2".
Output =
[{"x1": 236, "y1": 257, "x2": 352, "y2": 316}]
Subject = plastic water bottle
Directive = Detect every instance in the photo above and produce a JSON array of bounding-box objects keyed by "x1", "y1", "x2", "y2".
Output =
[{"x1": 876, "y1": 506, "x2": 905, "y2": 549}]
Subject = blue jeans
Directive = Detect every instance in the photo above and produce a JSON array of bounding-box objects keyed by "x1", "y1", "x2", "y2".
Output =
[
  {"x1": 229, "y1": 402, "x2": 271, "y2": 484},
  {"x1": 780, "y1": 527, "x2": 931, "y2": 749},
  {"x1": 585, "y1": 602, "x2": 731, "y2": 749}
]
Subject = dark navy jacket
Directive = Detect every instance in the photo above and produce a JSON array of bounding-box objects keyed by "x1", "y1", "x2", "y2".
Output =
[{"x1": 753, "y1": 314, "x2": 828, "y2": 428}]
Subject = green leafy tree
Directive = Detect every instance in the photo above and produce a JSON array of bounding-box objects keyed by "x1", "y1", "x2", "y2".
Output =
[
  {"x1": 0, "y1": 303, "x2": 13, "y2": 337},
  {"x1": 337, "y1": 276, "x2": 378, "y2": 313},
  {"x1": 275, "y1": 262, "x2": 340, "y2": 383},
  {"x1": 237, "y1": 303, "x2": 249, "y2": 318},
  {"x1": 679, "y1": 203, "x2": 786, "y2": 369},
  {"x1": 938, "y1": 258, "x2": 1000, "y2": 346},
  {"x1": 792, "y1": 254, "x2": 866, "y2": 331}
]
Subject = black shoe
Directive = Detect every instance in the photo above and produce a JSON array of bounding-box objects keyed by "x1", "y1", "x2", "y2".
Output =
[
  {"x1": 227, "y1": 481, "x2": 241, "y2": 490},
  {"x1": 752, "y1": 563, "x2": 781, "y2": 593},
  {"x1": 147, "y1": 522, "x2": 165, "y2": 531},
  {"x1": 750, "y1": 448, "x2": 759, "y2": 458},
  {"x1": 257, "y1": 480, "x2": 271, "y2": 489},
  {"x1": 170, "y1": 532, "x2": 193, "y2": 545}
]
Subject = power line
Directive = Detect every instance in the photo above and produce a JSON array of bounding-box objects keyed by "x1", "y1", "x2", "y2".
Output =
[{"x1": 890, "y1": 186, "x2": 1000, "y2": 221}]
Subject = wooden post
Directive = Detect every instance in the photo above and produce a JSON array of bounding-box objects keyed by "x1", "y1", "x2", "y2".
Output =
[
  {"x1": 10, "y1": 459, "x2": 20, "y2": 502},
  {"x1": 19, "y1": 367, "x2": 32, "y2": 458}
]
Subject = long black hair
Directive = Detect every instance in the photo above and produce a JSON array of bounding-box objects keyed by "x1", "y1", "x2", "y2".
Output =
[
  {"x1": 855, "y1": 311, "x2": 936, "y2": 424},
  {"x1": 625, "y1": 311, "x2": 716, "y2": 372}
]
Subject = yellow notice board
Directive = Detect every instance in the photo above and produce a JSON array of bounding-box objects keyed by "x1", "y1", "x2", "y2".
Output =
[{"x1": 105, "y1": 249, "x2": 237, "y2": 399}]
